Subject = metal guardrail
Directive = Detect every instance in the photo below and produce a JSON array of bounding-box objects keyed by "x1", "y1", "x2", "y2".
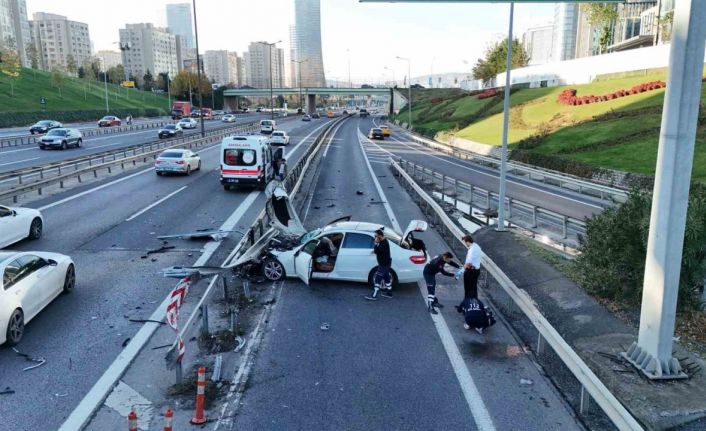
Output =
[
  {"x1": 390, "y1": 158, "x2": 644, "y2": 431},
  {"x1": 398, "y1": 158, "x2": 586, "y2": 244},
  {"x1": 0, "y1": 123, "x2": 260, "y2": 204},
  {"x1": 0, "y1": 120, "x2": 172, "y2": 149},
  {"x1": 395, "y1": 126, "x2": 629, "y2": 204}
]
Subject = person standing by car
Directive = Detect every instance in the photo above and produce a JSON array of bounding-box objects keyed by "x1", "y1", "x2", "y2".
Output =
[
  {"x1": 126, "y1": 113, "x2": 133, "y2": 125},
  {"x1": 364, "y1": 229, "x2": 393, "y2": 301},
  {"x1": 423, "y1": 252, "x2": 460, "y2": 314},
  {"x1": 459, "y1": 235, "x2": 482, "y2": 303}
]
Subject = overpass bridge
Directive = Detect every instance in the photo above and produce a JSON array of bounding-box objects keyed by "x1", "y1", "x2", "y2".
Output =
[{"x1": 223, "y1": 87, "x2": 401, "y2": 115}]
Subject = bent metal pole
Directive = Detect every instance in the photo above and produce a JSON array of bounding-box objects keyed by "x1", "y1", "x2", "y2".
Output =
[{"x1": 496, "y1": 1, "x2": 513, "y2": 232}]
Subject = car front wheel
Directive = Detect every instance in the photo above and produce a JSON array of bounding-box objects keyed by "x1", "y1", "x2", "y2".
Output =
[
  {"x1": 76, "y1": 138, "x2": 82, "y2": 148},
  {"x1": 28, "y1": 218, "x2": 42, "y2": 240},
  {"x1": 367, "y1": 267, "x2": 399, "y2": 288},
  {"x1": 263, "y1": 258, "x2": 285, "y2": 281},
  {"x1": 63, "y1": 264, "x2": 75, "y2": 293},
  {"x1": 6, "y1": 309, "x2": 24, "y2": 346}
]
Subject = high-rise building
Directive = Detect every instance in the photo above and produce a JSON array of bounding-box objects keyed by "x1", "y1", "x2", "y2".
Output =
[
  {"x1": 291, "y1": 0, "x2": 326, "y2": 87},
  {"x1": 96, "y1": 50, "x2": 121, "y2": 70},
  {"x1": 607, "y1": 0, "x2": 657, "y2": 52},
  {"x1": 0, "y1": 0, "x2": 32, "y2": 67},
  {"x1": 236, "y1": 55, "x2": 246, "y2": 87},
  {"x1": 203, "y1": 50, "x2": 240, "y2": 86},
  {"x1": 522, "y1": 24, "x2": 553, "y2": 66},
  {"x1": 166, "y1": 3, "x2": 194, "y2": 49},
  {"x1": 551, "y1": 3, "x2": 579, "y2": 62},
  {"x1": 119, "y1": 23, "x2": 179, "y2": 80},
  {"x1": 30, "y1": 12, "x2": 91, "y2": 74},
  {"x1": 246, "y1": 42, "x2": 284, "y2": 89}
]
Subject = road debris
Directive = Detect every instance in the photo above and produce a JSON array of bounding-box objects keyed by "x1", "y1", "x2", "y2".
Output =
[
  {"x1": 320, "y1": 322, "x2": 331, "y2": 331},
  {"x1": 234, "y1": 336, "x2": 246, "y2": 353},
  {"x1": 212, "y1": 354, "x2": 223, "y2": 382},
  {"x1": 11, "y1": 348, "x2": 46, "y2": 371},
  {"x1": 122, "y1": 338, "x2": 132, "y2": 347},
  {"x1": 0, "y1": 387, "x2": 14, "y2": 395},
  {"x1": 356, "y1": 191, "x2": 364, "y2": 195},
  {"x1": 54, "y1": 392, "x2": 68, "y2": 398},
  {"x1": 157, "y1": 229, "x2": 242, "y2": 241},
  {"x1": 147, "y1": 245, "x2": 176, "y2": 255},
  {"x1": 326, "y1": 204, "x2": 335, "y2": 208},
  {"x1": 520, "y1": 378, "x2": 534, "y2": 386}
]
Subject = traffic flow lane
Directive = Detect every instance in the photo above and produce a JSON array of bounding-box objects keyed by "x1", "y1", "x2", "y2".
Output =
[
  {"x1": 360, "y1": 118, "x2": 604, "y2": 221},
  {"x1": 0, "y1": 116, "x2": 171, "y2": 138},
  {"x1": 0, "y1": 118, "x2": 331, "y2": 431}
]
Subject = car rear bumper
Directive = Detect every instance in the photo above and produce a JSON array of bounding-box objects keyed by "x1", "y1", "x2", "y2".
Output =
[{"x1": 221, "y1": 176, "x2": 263, "y2": 185}]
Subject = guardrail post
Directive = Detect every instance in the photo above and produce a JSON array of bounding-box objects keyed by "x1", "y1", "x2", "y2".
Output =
[
  {"x1": 562, "y1": 216, "x2": 568, "y2": 239},
  {"x1": 453, "y1": 179, "x2": 458, "y2": 208},
  {"x1": 532, "y1": 206, "x2": 538, "y2": 228},
  {"x1": 200, "y1": 304, "x2": 209, "y2": 337},
  {"x1": 441, "y1": 175, "x2": 446, "y2": 202},
  {"x1": 579, "y1": 385, "x2": 590, "y2": 414},
  {"x1": 507, "y1": 198, "x2": 512, "y2": 219},
  {"x1": 486, "y1": 190, "x2": 491, "y2": 209},
  {"x1": 17, "y1": 175, "x2": 22, "y2": 185},
  {"x1": 537, "y1": 333, "x2": 543, "y2": 355}
]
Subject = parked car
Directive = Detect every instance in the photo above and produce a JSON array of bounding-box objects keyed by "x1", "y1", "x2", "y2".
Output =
[
  {"x1": 368, "y1": 128, "x2": 384, "y2": 140},
  {"x1": 269, "y1": 130, "x2": 290, "y2": 146},
  {"x1": 158, "y1": 124, "x2": 184, "y2": 139},
  {"x1": 302, "y1": 114, "x2": 311, "y2": 122},
  {"x1": 222, "y1": 114, "x2": 237, "y2": 123},
  {"x1": 223, "y1": 184, "x2": 428, "y2": 286},
  {"x1": 178, "y1": 118, "x2": 198, "y2": 129},
  {"x1": 98, "y1": 116, "x2": 121, "y2": 127},
  {"x1": 155, "y1": 149, "x2": 201, "y2": 176},
  {"x1": 379, "y1": 125, "x2": 391, "y2": 137},
  {"x1": 0, "y1": 205, "x2": 43, "y2": 248},
  {"x1": 38, "y1": 128, "x2": 83, "y2": 150},
  {"x1": 29, "y1": 120, "x2": 62, "y2": 135},
  {"x1": 0, "y1": 251, "x2": 75, "y2": 345}
]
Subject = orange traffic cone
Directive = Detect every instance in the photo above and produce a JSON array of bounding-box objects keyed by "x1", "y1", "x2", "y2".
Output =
[
  {"x1": 128, "y1": 411, "x2": 138, "y2": 431},
  {"x1": 190, "y1": 366, "x2": 207, "y2": 424},
  {"x1": 163, "y1": 408, "x2": 173, "y2": 431}
]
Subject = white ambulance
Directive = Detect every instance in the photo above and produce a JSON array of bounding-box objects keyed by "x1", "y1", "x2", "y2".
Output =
[
  {"x1": 220, "y1": 135, "x2": 284, "y2": 190},
  {"x1": 260, "y1": 119, "x2": 276, "y2": 134}
]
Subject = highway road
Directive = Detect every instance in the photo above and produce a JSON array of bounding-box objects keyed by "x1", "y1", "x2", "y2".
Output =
[
  {"x1": 233, "y1": 116, "x2": 581, "y2": 430},
  {"x1": 0, "y1": 116, "x2": 171, "y2": 138},
  {"x1": 0, "y1": 114, "x2": 269, "y2": 173},
  {"x1": 0, "y1": 116, "x2": 332, "y2": 431},
  {"x1": 366, "y1": 117, "x2": 608, "y2": 221}
]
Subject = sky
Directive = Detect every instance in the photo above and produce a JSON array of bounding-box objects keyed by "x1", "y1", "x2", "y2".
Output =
[{"x1": 26, "y1": 0, "x2": 555, "y2": 84}]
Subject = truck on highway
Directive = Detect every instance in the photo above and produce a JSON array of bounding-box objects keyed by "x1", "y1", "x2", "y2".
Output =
[{"x1": 171, "y1": 101, "x2": 191, "y2": 120}]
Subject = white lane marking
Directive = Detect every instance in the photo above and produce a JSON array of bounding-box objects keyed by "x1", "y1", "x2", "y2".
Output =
[
  {"x1": 38, "y1": 168, "x2": 154, "y2": 211},
  {"x1": 0, "y1": 157, "x2": 39, "y2": 166},
  {"x1": 125, "y1": 185, "x2": 187, "y2": 221},
  {"x1": 58, "y1": 191, "x2": 260, "y2": 431},
  {"x1": 287, "y1": 120, "x2": 332, "y2": 156},
  {"x1": 322, "y1": 120, "x2": 345, "y2": 159},
  {"x1": 0, "y1": 146, "x2": 37, "y2": 154},
  {"x1": 358, "y1": 129, "x2": 497, "y2": 431},
  {"x1": 302, "y1": 122, "x2": 345, "y2": 222}
]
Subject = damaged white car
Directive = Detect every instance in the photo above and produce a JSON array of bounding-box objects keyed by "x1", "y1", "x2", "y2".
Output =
[{"x1": 228, "y1": 184, "x2": 429, "y2": 286}]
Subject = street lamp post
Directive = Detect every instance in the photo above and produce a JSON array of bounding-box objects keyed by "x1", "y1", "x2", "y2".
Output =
[
  {"x1": 396, "y1": 56, "x2": 411, "y2": 130},
  {"x1": 101, "y1": 57, "x2": 109, "y2": 113},
  {"x1": 192, "y1": 0, "x2": 206, "y2": 137},
  {"x1": 260, "y1": 40, "x2": 281, "y2": 120},
  {"x1": 117, "y1": 42, "x2": 131, "y2": 98},
  {"x1": 496, "y1": 2, "x2": 514, "y2": 232},
  {"x1": 291, "y1": 58, "x2": 307, "y2": 111},
  {"x1": 166, "y1": 73, "x2": 171, "y2": 113}
]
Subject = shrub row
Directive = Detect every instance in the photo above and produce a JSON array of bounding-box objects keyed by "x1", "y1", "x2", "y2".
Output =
[
  {"x1": 558, "y1": 80, "x2": 666, "y2": 106},
  {"x1": 0, "y1": 107, "x2": 167, "y2": 128},
  {"x1": 509, "y1": 150, "x2": 606, "y2": 180}
]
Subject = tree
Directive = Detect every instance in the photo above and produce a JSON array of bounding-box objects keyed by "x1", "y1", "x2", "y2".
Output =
[
  {"x1": 51, "y1": 66, "x2": 66, "y2": 98},
  {"x1": 66, "y1": 55, "x2": 78, "y2": 76},
  {"x1": 142, "y1": 69, "x2": 154, "y2": 91},
  {"x1": 170, "y1": 70, "x2": 211, "y2": 101},
  {"x1": 81, "y1": 60, "x2": 96, "y2": 100},
  {"x1": 25, "y1": 44, "x2": 39, "y2": 69},
  {"x1": 107, "y1": 64, "x2": 125, "y2": 84},
  {"x1": 0, "y1": 48, "x2": 21, "y2": 97},
  {"x1": 472, "y1": 38, "x2": 530, "y2": 85},
  {"x1": 659, "y1": 11, "x2": 674, "y2": 43},
  {"x1": 582, "y1": 3, "x2": 619, "y2": 54}
]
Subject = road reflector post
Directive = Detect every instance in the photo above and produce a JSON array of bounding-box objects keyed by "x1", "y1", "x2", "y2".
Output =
[
  {"x1": 191, "y1": 366, "x2": 207, "y2": 425},
  {"x1": 163, "y1": 408, "x2": 173, "y2": 431},
  {"x1": 127, "y1": 411, "x2": 137, "y2": 431}
]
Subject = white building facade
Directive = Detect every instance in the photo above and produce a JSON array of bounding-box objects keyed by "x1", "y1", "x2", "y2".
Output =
[
  {"x1": 246, "y1": 42, "x2": 284, "y2": 89},
  {"x1": 0, "y1": 0, "x2": 32, "y2": 67},
  {"x1": 96, "y1": 49, "x2": 121, "y2": 70},
  {"x1": 523, "y1": 24, "x2": 553, "y2": 66},
  {"x1": 119, "y1": 23, "x2": 179, "y2": 80},
  {"x1": 203, "y1": 50, "x2": 240, "y2": 86},
  {"x1": 30, "y1": 12, "x2": 91, "y2": 74},
  {"x1": 551, "y1": 3, "x2": 579, "y2": 62}
]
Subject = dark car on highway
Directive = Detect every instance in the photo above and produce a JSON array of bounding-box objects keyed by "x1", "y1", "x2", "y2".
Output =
[
  {"x1": 158, "y1": 124, "x2": 184, "y2": 139},
  {"x1": 311, "y1": 112, "x2": 320, "y2": 119},
  {"x1": 359, "y1": 108, "x2": 369, "y2": 118},
  {"x1": 302, "y1": 114, "x2": 311, "y2": 122},
  {"x1": 29, "y1": 120, "x2": 63, "y2": 134},
  {"x1": 368, "y1": 128, "x2": 384, "y2": 140},
  {"x1": 98, "y1": 116, "x2": 121, "y2": 127}
]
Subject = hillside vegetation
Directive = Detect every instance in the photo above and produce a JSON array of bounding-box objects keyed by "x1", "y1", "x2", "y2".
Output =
[{"x1": 398, "y1": 71, "x2": 706, "y2": 181}]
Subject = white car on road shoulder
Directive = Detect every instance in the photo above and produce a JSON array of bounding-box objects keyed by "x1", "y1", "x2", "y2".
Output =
[
  {"x1": 269, "y1": 130, "x2": 290, "y2": 146},
  {"x1": 0, "y1": 205, "x2": 43, "y2": 248},
  {"x1": 178, "y1": 118, "x2": 198, "y2": 129},
  {"x1": 155, "y1": 149, "x2": 201, "y2": 176},
  {"x1": 0, "y1": 251, "x2": 75, "y2": 345},
  {"x1": 228, "y1": 184, "x2": 428, "y2": 286}
]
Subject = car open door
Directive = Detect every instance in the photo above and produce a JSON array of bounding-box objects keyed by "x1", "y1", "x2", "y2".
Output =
[
  {"x1": 265, "y1": 183, "x2": 306, "y2": 236},
  {"x1": 294, "y1": 240, "x2": 318, "y2": 285},
  {"x1": 401, "y1": 220, "x2": 429, "y2": 252}
]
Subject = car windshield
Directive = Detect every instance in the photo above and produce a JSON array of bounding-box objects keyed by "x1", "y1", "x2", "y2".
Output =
[
  {"x1": 299, "y1": 228, "x2": 322, "y2": 244},
  {"x1": 273, "y1": 132, "x2": 283, "y2": 136},
  {"x1": 164, "y1": 125, "x2": 176, "y2": 130},
  {"x1": 47, "y1": 129, "x2": 67, "y2": 136},
  {"x1": 101, "y1": 117, "x2": 112, "y2": 120},
  {"x1": 372, "y1": 128, "x2": 381, "y2": 133},
  {"x1": 36, "y1": 121, "x2": 52, "y2": 126},
  {"x1": 160, "y1": 151, "x2": 184, "y2": 158}
]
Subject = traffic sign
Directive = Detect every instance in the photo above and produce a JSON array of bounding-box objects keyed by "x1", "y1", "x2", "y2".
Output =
[{"x1": 39, "y1": 97, "x2": 46, "y2": 105}]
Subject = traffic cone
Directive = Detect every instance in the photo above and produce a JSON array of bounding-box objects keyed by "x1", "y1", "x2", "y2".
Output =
[
  {"x1": 190, "y1": 366, "x2": 207, "y2": 424},
  {"x1": 163, "y1": 408, "x2": 173, "y2": 431},
  {"x1": 128, "y1": 411, "x2": 138, "y2": 431}
]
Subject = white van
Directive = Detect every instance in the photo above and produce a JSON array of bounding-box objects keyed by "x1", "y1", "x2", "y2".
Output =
[
  {"x1": 260, "y1": 119, "x2": 276, "y2": 134},
  {"x1": 220, "y1": 135, "x2": 284, "y2": 190}
]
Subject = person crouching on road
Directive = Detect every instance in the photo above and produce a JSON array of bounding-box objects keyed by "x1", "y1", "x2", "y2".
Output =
[
  {"x1": 459, "y1": 235, "x2": 482, "y2": 306},
  {"x1": 365, "y1": 229, "x2": 393, "y2": 301},
  {"x1": 423, "y1": 252, "x2": 459, "y2": 314},
  {"x1": 458, "y1": 297, "x2": 496, "y2": 334}
]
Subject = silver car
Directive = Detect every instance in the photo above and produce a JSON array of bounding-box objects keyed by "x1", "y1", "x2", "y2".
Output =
[
  {"x1": 155, "y1": 149, "x2": 201, "y2": 176},
  {"x1": 178, "y1": 118, "x2": 198, "y2": 129},
  {"x1": 38, "y1": 128, "x2": 83, "y2": 150},
  {"x1": 222, "y1": 114, "x2": 236, "y2": 123}
]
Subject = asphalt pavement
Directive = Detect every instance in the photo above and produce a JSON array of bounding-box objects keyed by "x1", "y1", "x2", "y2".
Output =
[
  {"x1": 0, "y1": 116, "x2": 171, "y2": 138},
  {"x1": 233, "y1": 117, "x2": 582, "y2": 430},
  {"x1": 0, "y1": 114, "x2": 269, "y2": 173},
  {"x1": 365, "y1": 118, "x2": 607, "y2": 221},
  {"x1": 0, "y1": 116, "x2": 332, "y2": 431}
]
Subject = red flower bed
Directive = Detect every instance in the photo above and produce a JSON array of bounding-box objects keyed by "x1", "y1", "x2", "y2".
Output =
[
  {"x1": 558, "y1": 80, "x2": 666, "y2": 106},
  {"x1": 478, "y1": 88, "x2": 498, "y2": 99}
]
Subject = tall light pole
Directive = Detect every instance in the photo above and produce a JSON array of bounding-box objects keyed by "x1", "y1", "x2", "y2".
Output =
[
  {"x1": 291, "y1": 58, "x2": 307, "y2": 111},
  {"x1": 166, "y1": 72, "x2": 171, "y2": 113},
  {"x1": 101, "y1": 56, "x2": 109, "y2": 113},
  {"x1": 259, "y1": 40, "x2": 281, "y2": 120},
  {"x1": 192, "y1": 0, "x2": 206, "y2": 137},
  {"x1": 430, "y1": 56, "x2": 435, "y2": 88},
  {"x1": 396, "y1": 56, "x2": 411, "y2": 130},
  {"x1": 347, "y1": 48, "x2": 352, "y2": 108},
  {"x1": 496, "y1": 2, "x2": 514, "y2": 232}
]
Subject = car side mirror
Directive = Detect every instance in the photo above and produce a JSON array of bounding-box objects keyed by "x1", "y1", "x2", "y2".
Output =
[
  {"x1": 46, "y1": 259, "x2": 58, "y2": 266},
  {"x1": 11, "y1": 210, "x2": 17, "y2": 216},
  {"x1": 294, "y1": 251, "x2": 300, "y2": 258}
]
